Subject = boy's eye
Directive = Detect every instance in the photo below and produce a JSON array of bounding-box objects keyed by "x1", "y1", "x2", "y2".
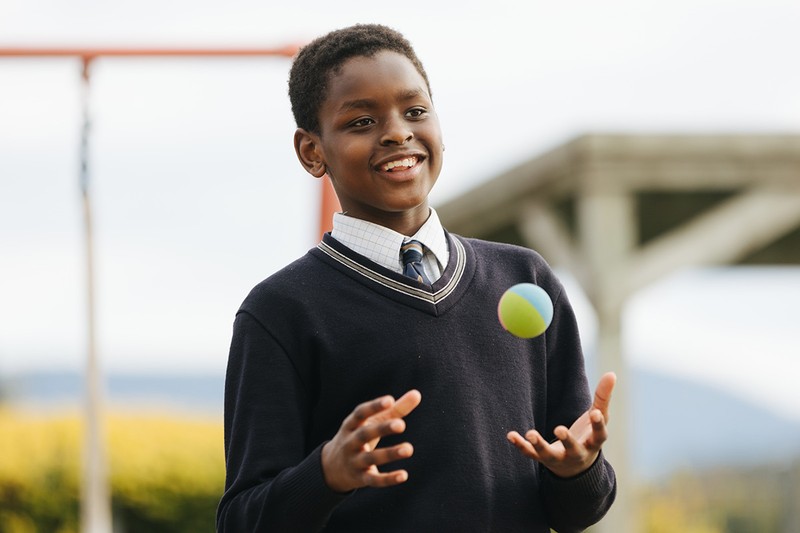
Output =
[
  {"x1": 350, "y1": 117, "x2": 375, "y2": 128},
  {"x1": 406, "y1": 107, "x2": 427, "y2": 118}
]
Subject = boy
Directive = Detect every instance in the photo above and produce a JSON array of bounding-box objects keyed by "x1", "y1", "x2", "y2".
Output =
[{"x1": 217, "y1": 24, "x2": 616, "y2": 532}]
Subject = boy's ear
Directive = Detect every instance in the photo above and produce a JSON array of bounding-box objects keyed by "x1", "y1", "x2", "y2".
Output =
[{"x1": 294, "y1": 128, "x2": 327, "y2": 178}]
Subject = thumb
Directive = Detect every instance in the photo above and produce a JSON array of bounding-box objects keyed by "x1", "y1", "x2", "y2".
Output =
[{"x1": 592, "y1": 372, "x2": 616, "y2": 419}]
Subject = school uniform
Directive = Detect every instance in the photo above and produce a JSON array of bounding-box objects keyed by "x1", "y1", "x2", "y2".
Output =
[{"x1": 217, "y1": 209, "x2": 616, "y2": 532}]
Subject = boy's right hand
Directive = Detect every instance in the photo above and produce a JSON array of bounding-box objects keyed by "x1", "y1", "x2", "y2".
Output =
[{"x1": 321, "y1": 390, "x2": 422, "y2": 493}]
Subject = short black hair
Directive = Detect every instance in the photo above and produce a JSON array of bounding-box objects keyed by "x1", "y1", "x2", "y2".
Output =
[{"x1": 288, "y1": 24, "x2": 431, "y2": 134}]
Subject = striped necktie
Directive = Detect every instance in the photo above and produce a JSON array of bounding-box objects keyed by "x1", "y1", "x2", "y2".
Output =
[{"x1": 401, "y1": 240, "x2": 432, "y2": 285}]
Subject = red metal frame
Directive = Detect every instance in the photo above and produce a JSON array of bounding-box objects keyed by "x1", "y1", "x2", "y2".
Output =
[
  {"x1": 0, "y1": 45, "x2": 301, "y2": 59},
  {"x1": 0, "y1": 44, "x2": 342, "y2": 238}
]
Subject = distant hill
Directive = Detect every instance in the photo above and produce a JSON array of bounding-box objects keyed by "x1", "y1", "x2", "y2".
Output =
[
  {"x1": 3, "y1": 367, "x2": 799, "y2": 480},
  {"x1": 1, "y1": 371, "x2": 223, "y2": 414},
  {"x1": 630, "y1": 369, "x2": 800, "y2": 479}
]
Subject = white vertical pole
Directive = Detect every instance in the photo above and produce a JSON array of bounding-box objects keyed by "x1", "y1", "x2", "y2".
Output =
[
  {"x1": 579, "y1": 189, "x2": 638, "y2": 533},
  {"x1": 79, "y1": 57, "x2": 113, "y2": 533}
]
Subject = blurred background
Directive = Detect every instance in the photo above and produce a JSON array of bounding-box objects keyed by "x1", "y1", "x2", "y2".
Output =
[{"x1": 1, "y1": 1, "x2": 799, "y2": 532}]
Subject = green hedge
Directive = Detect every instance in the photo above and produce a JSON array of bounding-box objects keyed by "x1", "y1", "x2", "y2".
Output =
[{"x1": 0, "y1": 409, "x2": 223, "y2": 533}]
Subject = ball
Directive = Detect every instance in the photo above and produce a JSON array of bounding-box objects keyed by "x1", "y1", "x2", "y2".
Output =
[{"x1": 497, "y1": 283, "x2": 554, "y2": 339}]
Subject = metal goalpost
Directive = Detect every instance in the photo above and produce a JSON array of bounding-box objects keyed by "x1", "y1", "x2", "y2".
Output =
[{"x1": 0, "y1": 45, "x2": 340, "y2": 533}]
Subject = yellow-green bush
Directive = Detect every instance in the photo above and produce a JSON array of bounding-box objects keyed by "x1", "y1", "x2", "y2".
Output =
[
  {"x1": 0, "y1": 408, "x2": 224, "y2": 533},
  {"x1": 6, "y1": 408, "x2": 794, "y2": 532}
]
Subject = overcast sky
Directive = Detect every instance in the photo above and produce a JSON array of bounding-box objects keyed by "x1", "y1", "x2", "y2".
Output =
[{"x1": 1, "y1": 0, "x2": 798, "y2": 421}]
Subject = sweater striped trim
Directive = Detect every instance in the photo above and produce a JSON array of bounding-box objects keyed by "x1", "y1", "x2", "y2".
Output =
[{"x1": 317, "y1": 237, "x2": 467, "y2": 305}]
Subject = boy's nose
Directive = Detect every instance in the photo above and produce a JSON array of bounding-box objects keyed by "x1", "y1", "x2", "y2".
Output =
[{"x1": 380, "y1": 116, "x2": 413, "y2": 145}]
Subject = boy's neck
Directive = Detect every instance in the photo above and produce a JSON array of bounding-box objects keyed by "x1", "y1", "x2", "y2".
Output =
[{"x1": 342, "y1": 205, "x2": 431, "y2": 237}]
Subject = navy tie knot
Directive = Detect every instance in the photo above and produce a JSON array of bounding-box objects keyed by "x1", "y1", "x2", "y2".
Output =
[{"x1": 401, "y1": 240, "x2": 431, "y2": 285}]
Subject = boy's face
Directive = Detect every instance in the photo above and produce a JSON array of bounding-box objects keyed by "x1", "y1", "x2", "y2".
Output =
[{"x1": 297, "y1": 51, "x2": 443, "y2": 234}]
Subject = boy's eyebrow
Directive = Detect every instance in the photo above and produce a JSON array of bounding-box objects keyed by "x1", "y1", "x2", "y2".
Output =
[
  {"x1": 338, "y1": 88, "x2": 428, "y2": 113},
  {"x1": 338, "y1": 98, "x2": 377, "y2": 112}
]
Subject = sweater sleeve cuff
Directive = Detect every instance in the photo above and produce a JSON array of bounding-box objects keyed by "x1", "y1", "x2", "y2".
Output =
[
  {"x1": 277, "y1": 443, "x2": 353, "y2": 527},
  {"x1": 544, "y1": 449, "x2": 617, "y2": 502}
]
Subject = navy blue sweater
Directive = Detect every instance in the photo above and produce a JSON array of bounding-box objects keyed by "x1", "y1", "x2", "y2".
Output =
[{"x1": 217, "y1": 233, "x2": 616, "y2": 532}]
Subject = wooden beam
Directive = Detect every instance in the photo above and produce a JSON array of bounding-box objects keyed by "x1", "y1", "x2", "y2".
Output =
[
  {"x1": 436, "y1": 138, "x2": 582, "y2": 235},
  {"x1": 517, "y1": 199, "x2": 587, "y2": 287},
  {"x1": 628, "y1": 188, "x2": 800, "y2": 295}
]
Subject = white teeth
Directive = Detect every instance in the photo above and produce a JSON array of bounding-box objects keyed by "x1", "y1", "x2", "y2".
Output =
[{"x1": 383, "y1": 157, "x2": 417, "y2": 171}]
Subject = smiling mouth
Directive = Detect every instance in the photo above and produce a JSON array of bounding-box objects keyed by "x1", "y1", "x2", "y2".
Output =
[{"x1": 380, "y1": 156, "x2": 419, "y2": 172}]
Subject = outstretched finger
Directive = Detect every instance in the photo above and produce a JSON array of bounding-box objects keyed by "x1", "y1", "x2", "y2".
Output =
[
  {"x1": 592, "y1": 372, "x2": 616, "y2": 418},
  {"x1": 355, "y1": 418, "x2": 407, "y2": 448},
  {"x1": 390, "y1": 389, "x2": 422, "y2": 418},
  {"x1": 586, "y1": 409, "x2": 608, "y2": 450},
  {"x1": 553, "y1": 425, "x2": 580, "y2": 453},
  {"x1": 359, "y1": 442, "x2": 415, "y2": 469},
  {"x1": 359, "y1": 390, "x2": 422, "y2": 452},
  {"x1": 362, "y1": 468, "x2": 410, "y2": 488},
  {"x1": 507, "y1": 431, "x2": 540, "y2": 461},
  {"x1": 343, "y1": 395, "x2": 394, "y2": 431}
]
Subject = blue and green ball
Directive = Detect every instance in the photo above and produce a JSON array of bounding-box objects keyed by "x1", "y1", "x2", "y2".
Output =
[{"x1": 497, "y1": 283, "x2": 554, "y2": 339}]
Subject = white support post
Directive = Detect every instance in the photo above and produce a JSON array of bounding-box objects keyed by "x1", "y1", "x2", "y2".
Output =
[
  {"x1": 79, "y1": 57, "x2": 113, "y2": 533},
  {"x1": 578, "y1": 190, "x2": 638, "y2": 533}
]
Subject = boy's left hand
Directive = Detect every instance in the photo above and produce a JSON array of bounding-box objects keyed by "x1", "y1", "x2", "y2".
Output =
[{"x1": 507, "y1": 372, "x2": 616, "y2": 478}]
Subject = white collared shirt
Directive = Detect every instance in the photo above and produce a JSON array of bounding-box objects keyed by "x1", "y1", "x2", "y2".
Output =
[{"x1": 331, "y1": 208, "x2": 450, "y2": 282}]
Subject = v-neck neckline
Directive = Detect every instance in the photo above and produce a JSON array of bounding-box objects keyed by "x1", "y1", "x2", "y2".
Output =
[{"x1": 312, "y1": 232, "x2": 475, "y2": 316}]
